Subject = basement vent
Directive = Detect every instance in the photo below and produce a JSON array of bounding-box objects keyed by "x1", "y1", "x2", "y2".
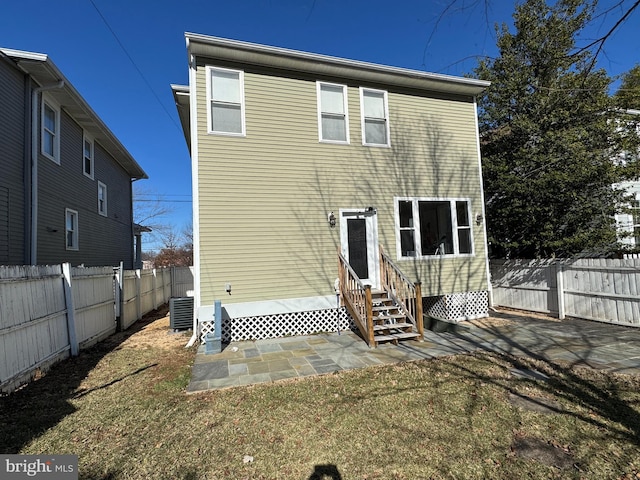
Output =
[{"x1": 170, "y1": 297, "x2": 194, "y2": 330}]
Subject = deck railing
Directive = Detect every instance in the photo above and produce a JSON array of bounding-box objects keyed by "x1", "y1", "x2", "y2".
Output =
[
  {"x1": 338, "y1": 250, "x2": 375, "y2": 346},
  {"x1": 379, "y1": 246, "x2": 424, "y2": 340}
]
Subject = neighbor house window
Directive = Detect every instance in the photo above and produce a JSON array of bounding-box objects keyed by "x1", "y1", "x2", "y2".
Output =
[
  {"x1": 65, "y1": 209, "x2": 78, "y2": 250},
  {"x1": 360, "y1": 88, "x2": 389, "y2": 146},
  {"x1": 83, "y1": 133, "x2": 94, "y2": 179},
  {"x1": 317, "y1": 82, "x2": 349, "y2": 143},
  {"x1": 98, "y1": 181, "x2": 107, "y2": 217},
  {"x1": 42, "y1": 99, "x2": 60, "y2": 163},
  {"x1": 632, "y1": 200, "x2": 640, "y2": 246},
  {"x1": 207, "y1": 66, "x2": 245, "y2": 135},
  {"x1": 395, "y1": 198, "x2": 473, "y2": 258}
]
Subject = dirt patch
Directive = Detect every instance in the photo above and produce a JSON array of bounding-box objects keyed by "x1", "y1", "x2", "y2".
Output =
[
  {"x1": 511, "y1": 436, "x2": 575, "y2": 469},
  {"x1": 120, "y1": 313, "x2": 191, "y2": 350}
]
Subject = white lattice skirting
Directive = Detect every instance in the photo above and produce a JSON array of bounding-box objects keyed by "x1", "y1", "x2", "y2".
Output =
[
  {"x1": 424, "y1": 291, "x2": 489, "y2": 323},
  {"x1": 201, "y1": 307, "x2": 356, "y2": 343}
]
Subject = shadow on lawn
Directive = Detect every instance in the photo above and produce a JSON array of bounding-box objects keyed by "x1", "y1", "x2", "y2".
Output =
[
  {"x1": 0, "y1": 305, "x2": 170, "y2": 454},
  {"x1": 453, "y1": 310, "x2": 640, "y2": 445}
]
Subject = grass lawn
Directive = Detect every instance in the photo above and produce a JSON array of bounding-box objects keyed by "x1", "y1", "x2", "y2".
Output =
[{"x1": 1, "y1": 306, "x2": 640, "y2": 479}]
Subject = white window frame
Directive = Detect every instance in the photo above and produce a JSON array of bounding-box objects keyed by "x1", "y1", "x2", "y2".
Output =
[
  {"x1": 97, "y1": 181, "x2": 107, "y2": 217},
  {"x1": 65, "y1": 208, "x2": 79, "y2": 251},
  {"x1": 83, "y1": 132, "x2": 94, "y2": 179},
  {"x1": 394, "y1": 197, "x2": 474, "y2": 260},
  {"x1": 360, "y1": 87, "x2": 390, "y2": 147},
  {"x1": 41, "y1": 97, "x2": 60, "y2": 163},
  {"x1": 206, "y1": 66, "x2": 246, "y2": 136},
  {"x1": 317, "y1": 82, "x2": 350, "y2": 144}
]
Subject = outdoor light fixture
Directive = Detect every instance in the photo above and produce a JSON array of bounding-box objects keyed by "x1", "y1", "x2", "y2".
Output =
[
  {"x1": 328, "y1": 212, "x2": 336, "y2": 228},
  {"x1": 366, "y1": 206, "x2": 376, "y2": 213},
  {"x1": 476, "y1": 213, "x2": 483, "y2": 225}
]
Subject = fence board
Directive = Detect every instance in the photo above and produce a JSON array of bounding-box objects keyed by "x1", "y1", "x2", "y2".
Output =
[
  {"x1": 491, "y1": 258, "x2": 640, "y2": 327},
  {"x1": 1, "y1": 264, "x2": 172, "y2": 394}
]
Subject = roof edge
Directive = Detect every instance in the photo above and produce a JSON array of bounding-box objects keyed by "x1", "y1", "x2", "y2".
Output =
[
  {"x1": 0, "y1": 47, "x2": 148, "y2": 180},
  {"x1": 184, "y1": 33, "x2": 490, "y2": 96}
]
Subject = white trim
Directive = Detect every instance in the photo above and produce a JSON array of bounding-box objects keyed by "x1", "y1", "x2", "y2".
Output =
[
  {"x1": 474, "y1": 98, "x2": 493, "y2": 303},
  {"x1": 339, "y1": 208, "x2": 380, "y2": 288},
  {"x1": 359, "y1": 87, "x2": 390, "y2": 147},
  {"x1": 316, "y1": 81, "x2": 350, "y2": 144},
  {"x1": 393, "y1": 196, "x2": 475, "y2": 261},
  {"x1": 83, "y1": 132, "x2": 94, "y2": 179},
  {"x1": 41, "y1": 95, "x2": 60, "y2": 163},
  {"x1": 65, "y1": 208, "x2": 79, "y2": 251},
  {"x1": 206, "y1": 65, "x2": 246, "y2": 136},
  {"x1": 186, "y1": 46, "x2": 202, "y2": 347},
  {"x1": 202, "y1": 295, "x2": 338, "y2": 319},
  {"x1": 97, "y1": 181, "x2": 108, "y2": 217}
]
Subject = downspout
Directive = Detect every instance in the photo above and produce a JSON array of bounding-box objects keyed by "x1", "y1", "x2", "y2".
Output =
[
  {"x1": 131, "y1": 177, "x2": 142, "y2": 269},
  {"x1": 30, "y1": 81, "x2": 64, "y2": 265}
]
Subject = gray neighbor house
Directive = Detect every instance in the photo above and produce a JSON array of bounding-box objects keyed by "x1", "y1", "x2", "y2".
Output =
[{"x1": 0, "y1": 48, "x2": 147, "y2": 269}]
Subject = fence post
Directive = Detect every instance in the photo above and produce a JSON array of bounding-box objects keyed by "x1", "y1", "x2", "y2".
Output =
[
  {"x1": 556, "y1": 260, "x2": 565, "y2": 319},
  {"x1": 136, "y1": 269, "x2": 142, "y2": 320},
  {"x1": 62, "y1": 263, "x2": 79, "y2": 356},
  {"x1": 115, "y1": 262, "x2": 123, "y2": 331},
  {"x1": 152, "y1": 268, "x2": 158, "y2": 310}
]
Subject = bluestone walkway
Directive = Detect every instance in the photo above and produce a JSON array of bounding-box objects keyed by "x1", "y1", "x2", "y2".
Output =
[{"x1": 187, "y1": 309, "x2": 640, "y2": 393}]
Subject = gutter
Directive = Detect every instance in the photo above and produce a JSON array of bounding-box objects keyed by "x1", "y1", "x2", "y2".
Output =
[{"x1": 30, "y1": 81, "x2": 64, "y2": 265}]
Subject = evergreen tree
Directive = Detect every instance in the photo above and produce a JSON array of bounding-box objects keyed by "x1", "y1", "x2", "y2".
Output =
[{"x1": 476, "y1": 0, "x2": 638, "y2": 258}]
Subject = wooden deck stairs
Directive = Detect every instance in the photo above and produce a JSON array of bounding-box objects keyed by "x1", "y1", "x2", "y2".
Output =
[
  {"x1": 338, "y1": 245, "x2": 424, "y2": 348},
  {"x1": 370, "y1": 289, "x2": 422, "y2": 345}
]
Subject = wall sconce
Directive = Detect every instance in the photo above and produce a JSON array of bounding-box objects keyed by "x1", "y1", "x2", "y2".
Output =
[
  {"x1": 328, "y1": 212, "x2": 336, "y2": 228},
  {"x1": 476, "y1": 213, "x2": 483, "y2": 225},
  {"x1": 366, "y1": 206, "x2": 376, "y2": 213},
  {"x1": 225, "y1": 282, "x2": 232, "y2": 295}
]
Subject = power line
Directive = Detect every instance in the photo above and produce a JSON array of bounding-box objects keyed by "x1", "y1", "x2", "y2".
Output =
[{"x1": 88, "y1": 0, "x2": 182, "y2": 132}]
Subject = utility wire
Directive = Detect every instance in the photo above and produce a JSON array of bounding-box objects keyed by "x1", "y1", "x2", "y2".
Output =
[{"x1": 88, "y1": 0, "x2": 182, "y2": 132}]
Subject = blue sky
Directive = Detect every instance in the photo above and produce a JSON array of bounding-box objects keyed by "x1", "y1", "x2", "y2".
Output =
[{"x1": 2, "y1": 0, "x2": 638, "y2": 251}]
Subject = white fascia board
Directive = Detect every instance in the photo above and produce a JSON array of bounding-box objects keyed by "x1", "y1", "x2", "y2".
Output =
[{"x1": 184, "y1": 33, "x2": 490, "y2": 97}]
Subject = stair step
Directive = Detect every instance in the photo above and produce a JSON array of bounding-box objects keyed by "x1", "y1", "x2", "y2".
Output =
[
  {"x1": 372, "y1": 305, "x2": 399, "y2": 312},
  {"x1": 373, "y1": 313, "x2": 406, "y2": 322},
  {"x1": 373, "y1": 322, "x2": 413, "y2": 332},
  {"x1": 373, "y1": 331, "x2": 422, "y2": 344}
]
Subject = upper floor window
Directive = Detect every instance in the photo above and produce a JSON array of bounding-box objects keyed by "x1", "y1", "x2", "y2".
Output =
[
  {"x1": 317, "y1": 82, "x2": 349, "y2": 143},
  {"x1": 360, "y1": 88, "x2": 390, "y2": 146},
  {"x1": 395, "y1": 198, "x2": 473, "y2": 259},
  {"x1": 42, "y1": 99, "x2": 60, "y2": 163},
  {"x1": 65, "y1": 208, "x2": 79, "y2": 250},
  {"x1": 83, "y1": 133, "x2": 94, "y2": 179},
  {"x1": 207, "y1": 66, "x2": 245, "y2": 135},
  {"x1": 98, "y1": 181, "x2": 107, "y2": 217}
]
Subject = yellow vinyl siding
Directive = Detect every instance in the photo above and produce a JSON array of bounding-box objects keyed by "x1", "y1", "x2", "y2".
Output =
[{"x1": 195, "y1": 65, "x2": 487, "y2": 306}]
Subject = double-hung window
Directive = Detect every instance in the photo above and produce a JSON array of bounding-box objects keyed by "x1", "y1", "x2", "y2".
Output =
[
  {"x1": 65, "y1": 209, "x2": 79, "y2": 250},
  {"x1": 42, "y1": 99, "x2": 60, "y2": 163},
  {"x1": 395, "y1": 198, "x2": 473, "y2": 258},
  {"x1": 317, "y1": 82, "x2": 349, "y2": 143},
  {"x1": 98, "y1": 181, "x2": 107, "y2": 217},
  {"x1": 360, "y1": 88, "x2": 389, "y2": 146},
  {"x1": 207, "y1": 66, "x2": 245, "y2": 135},
  {"x1": 83, "y1": 133, "x2": 94, "y2": 179}
]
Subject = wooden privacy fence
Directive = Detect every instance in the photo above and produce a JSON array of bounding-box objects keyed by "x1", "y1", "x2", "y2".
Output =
[
  {"x1": 0, "y1": 264, "x2": 172, "y2": 393},
  {"x1": 490, "y1": 258, "x2": 640, "y2": 327}
]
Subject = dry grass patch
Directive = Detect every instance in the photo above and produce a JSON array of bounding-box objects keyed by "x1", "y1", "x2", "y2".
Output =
[{"x1": 1, "y1": 308, "x2": 640, "y2": 479}]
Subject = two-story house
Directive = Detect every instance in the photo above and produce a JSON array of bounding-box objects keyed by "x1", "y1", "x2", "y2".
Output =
[
  {"x1": 173, "y1": 34, "x2": 491, "y2": 346},
  {"x1": 0, "y1": 48, "x2": 147, "y2": 268}
]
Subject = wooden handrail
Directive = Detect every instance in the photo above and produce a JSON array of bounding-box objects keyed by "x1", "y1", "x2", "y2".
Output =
[
  {"x1": 379, "y1": 245, "x2": 424, "y2": 340},
  {"x1": 338, "y1": 250, "x2": 375, "y2": 347}
]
